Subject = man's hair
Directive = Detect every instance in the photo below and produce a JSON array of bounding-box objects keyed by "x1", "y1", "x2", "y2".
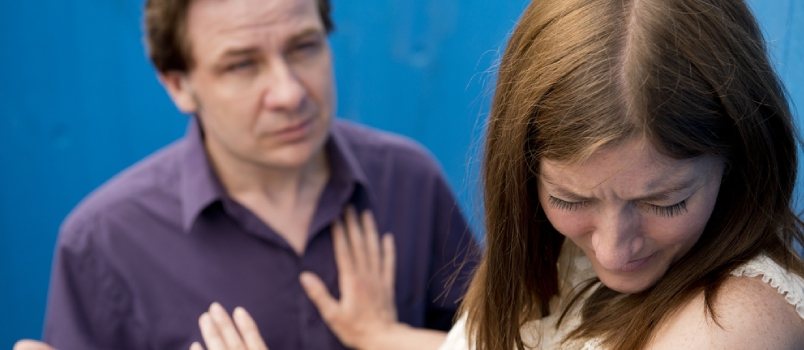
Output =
[
  {"x1": 460, "y1": 0, "x2": 804, "y2": 349},
  {"x1": 144, "y1": 0, "x2": 334, "y2": 74}
]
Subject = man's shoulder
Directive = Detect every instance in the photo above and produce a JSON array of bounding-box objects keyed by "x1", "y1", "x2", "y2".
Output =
[
  {"x1": 60, "y1": 139, "x2": 186, "y2": 242},
  {"x1": 333, "y1": 119, "x2": 442, "y2": 175}
]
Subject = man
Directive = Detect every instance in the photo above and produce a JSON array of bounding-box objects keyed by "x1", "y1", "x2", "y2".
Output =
[{"x1": 35, "y1": 0, "x2": 478, "y2": 348}]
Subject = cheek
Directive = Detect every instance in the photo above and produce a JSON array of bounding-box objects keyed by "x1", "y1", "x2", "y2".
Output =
[
  {"x1": 643, "y1": 210, "x2": 710, "y2": 248},
  {"x1": 541, "y1": 206, "x2": 592, "y2": 240}
]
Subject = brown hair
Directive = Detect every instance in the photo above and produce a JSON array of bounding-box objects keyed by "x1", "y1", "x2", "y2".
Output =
[
  {"x1": 144, "y1": 0, "x2": 334, "y2": 73},
  {"x1": 462, "y1": 0, "x2": 804, "y2": 349}
]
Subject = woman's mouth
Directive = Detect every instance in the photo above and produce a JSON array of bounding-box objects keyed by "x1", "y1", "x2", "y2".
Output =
[{"x1": 619, "y1": 253, "x2": 655, "y2": 272}]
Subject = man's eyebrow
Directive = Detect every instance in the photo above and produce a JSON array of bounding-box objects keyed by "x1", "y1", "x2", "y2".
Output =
[
  {"x1": 287, "y1": 28, "x2": 324, "y2": 44},
  {"x1": 219, "y1": 47, "x2": 260, "y2": 59}
]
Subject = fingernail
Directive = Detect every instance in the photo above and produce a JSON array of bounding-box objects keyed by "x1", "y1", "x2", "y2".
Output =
[
  {"x1": 233, "y1": 307, "x2": 247, "y2": 321},
  {"x1": 210, "y1": 302, "x2": 224, "y2": 314},
  {"x1": 299, "y1": 271, "x2": 314, "y2": 286}
]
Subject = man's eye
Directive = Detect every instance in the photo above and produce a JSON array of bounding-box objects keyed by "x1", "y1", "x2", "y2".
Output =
[
  {"x1": 225, "y1": 60, "x2": 255, "y2": 72},
  {"x1": 548, "y1": 196, "x2": 587, "y2": 211},
  {"x1": 292, "y1": 40, "x2": 322, "y2": 54}
]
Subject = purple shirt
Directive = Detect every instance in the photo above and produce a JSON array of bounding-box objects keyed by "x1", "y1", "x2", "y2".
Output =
[{"x1": 43, "y1": 119, "x2": 478, "y2": 350}]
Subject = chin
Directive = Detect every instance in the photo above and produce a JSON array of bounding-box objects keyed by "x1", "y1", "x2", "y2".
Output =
[
  {"x1": 598, "y1": 274, "x2": 657, "y2": 294},
  {"x1": 262, "y1": 144, "x2": 323, "y2": 169}
]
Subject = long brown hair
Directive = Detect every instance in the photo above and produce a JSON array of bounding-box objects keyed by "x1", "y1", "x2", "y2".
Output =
[{"x1": 461, "y1": 0, "x2": 804, "y2": 349}]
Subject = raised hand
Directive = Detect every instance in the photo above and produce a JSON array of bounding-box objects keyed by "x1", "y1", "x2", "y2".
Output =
[
  {"x1": 299, "y1": 207, "x2": 398, "y2": 349},
  {"x1": 190, "y1": 303, "x2": 269, "y2": 350}
]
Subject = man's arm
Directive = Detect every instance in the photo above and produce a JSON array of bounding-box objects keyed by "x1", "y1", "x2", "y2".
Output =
[{"x1": 43, "y1": 220, "x2": 144, "y2": 350}]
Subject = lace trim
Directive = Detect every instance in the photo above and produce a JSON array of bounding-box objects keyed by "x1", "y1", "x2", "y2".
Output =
[{"x1": 730, "y1": 254, "x2": 804, "y2": 319}]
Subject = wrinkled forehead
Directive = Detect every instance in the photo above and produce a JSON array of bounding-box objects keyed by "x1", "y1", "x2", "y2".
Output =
[
  {"x1": 185, "y1": 0, "x2": 322, "y2": 54},
  {"x1": 538, "y1": 138, "x2": 713, "y2": 191}
]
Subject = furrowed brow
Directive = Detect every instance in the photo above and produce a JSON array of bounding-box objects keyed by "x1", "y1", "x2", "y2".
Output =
[{"x1": 636, "y1": 179, "x2": 697, "y2": 202}]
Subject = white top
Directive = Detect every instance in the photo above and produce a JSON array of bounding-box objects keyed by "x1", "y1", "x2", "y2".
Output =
[{"x1": 438, "y1": 245, "x2": 804, "y2": 350}]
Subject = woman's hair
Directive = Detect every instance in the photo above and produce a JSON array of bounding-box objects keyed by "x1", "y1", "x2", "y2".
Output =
[{"x1": 461, "y1": 0, "x2": 804, "y2": 349}]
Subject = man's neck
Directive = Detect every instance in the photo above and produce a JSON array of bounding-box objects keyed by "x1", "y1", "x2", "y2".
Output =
[{"x1": 205, "y1": 142, "x2": 330, "y2": 254}]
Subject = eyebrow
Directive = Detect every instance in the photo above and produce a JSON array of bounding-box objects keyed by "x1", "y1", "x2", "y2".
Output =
[
  {"x1": 542, "y1": 176, "x2": 698, "y2": 203},
  {"x1": 217, "y1": 28, "x2": 323, "y2": 60},
  {"x1": 219, "y1": 47, "x2": 260, "y2": 59},
  {"x1": 287, "y1": 28, "x2": 323, "y2": 44}
]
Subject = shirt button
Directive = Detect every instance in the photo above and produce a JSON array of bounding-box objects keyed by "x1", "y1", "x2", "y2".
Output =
[{"x1": 309, "y1": 311, "x2": 321, "y2": 326}]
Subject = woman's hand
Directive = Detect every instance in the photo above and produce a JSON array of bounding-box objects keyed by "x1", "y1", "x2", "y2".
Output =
[
  {"x1": 192, "y1": 208, "x2": 446, "y2": 350},
  {"x1": 300, "y1": 207, "x2": 398, "y2": 349},
  {"x1": 190, "y1": 303, "x2": 268, "y2": 350}
]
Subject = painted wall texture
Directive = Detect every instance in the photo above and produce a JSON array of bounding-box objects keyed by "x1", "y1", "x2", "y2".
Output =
[{"x1": 0, "y1": 0, "x2": 800, "y2": 346}]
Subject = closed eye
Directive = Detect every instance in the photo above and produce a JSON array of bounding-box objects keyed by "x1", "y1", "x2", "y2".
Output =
[
  {"x1": 646, "y1": 200, "x2": 688, "y2": 218},
  {"x1": 548, "y1": 196, "x2": 587, "y2": 211}
]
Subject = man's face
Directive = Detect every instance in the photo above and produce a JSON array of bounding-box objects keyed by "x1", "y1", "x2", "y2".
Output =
[{"x1": 163, "y1": 0, "x2": 335, "y2": 171}]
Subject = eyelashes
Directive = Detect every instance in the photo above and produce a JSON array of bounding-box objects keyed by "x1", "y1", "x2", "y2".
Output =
[
  {"x1": 547, "y1": 196, "x2": 587, "y2": 211},
  {"x1": 547, "y1": 196, "x2": 689, "y2": 218},
  {"x1": 647, "y1": 200, "x2": 688, "y2": 218}
]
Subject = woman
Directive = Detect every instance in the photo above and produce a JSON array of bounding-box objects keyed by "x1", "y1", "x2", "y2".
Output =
[{"x1": 447, "y1": 0, "x2": 804, "y2": 348}]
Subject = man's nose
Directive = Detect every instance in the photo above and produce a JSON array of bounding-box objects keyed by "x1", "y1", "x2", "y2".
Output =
[
  {"x1": 591, "y1": 208, "x2": 643, "y2": 270},
  {"x1": 263, "y1": 60, "x2": 306, "y2": 112}
]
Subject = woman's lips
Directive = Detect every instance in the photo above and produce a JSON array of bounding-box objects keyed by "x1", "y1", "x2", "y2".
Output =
[{"x1": 619, "y1": 253, "x2": 655, "y2": 272}]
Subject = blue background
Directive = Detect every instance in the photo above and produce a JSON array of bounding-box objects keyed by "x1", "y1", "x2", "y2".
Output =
[{"x1": 0, "y1": 0, "x2": 801, "y2": 346}]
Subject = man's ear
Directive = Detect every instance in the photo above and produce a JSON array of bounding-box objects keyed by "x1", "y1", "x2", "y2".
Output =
[{"x1": 159, "y1": 72, "x2": 198, "y2": 114}]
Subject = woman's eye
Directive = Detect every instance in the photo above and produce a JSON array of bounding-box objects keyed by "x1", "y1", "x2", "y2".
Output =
[
  {"x1": 647, "y1": 200, "x2": 688, "y2": 218},
  {"x1": 548, "y1": 196, "x2": 586, "y2": 211}
]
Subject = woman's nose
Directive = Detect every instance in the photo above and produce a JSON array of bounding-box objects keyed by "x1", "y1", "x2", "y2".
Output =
[{"x1": 591, "y1": 208, "x2": 644, "y2": 270}]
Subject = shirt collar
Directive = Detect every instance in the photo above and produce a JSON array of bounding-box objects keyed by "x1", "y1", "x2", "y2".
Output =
[
  {"x1": 179, "y1": 118, "x2": 227, "y2": 233},
  {"x1": 326, "y1": 120, "x2": 373, "y2": 202},
  {"x1": 178, "y1": 118, "x2": 374, "y2": 233}
]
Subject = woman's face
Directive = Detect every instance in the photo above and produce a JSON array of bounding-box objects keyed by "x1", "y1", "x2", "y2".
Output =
[{"x1": 537, "y1": 138, "x2": 724, "y2": 293}]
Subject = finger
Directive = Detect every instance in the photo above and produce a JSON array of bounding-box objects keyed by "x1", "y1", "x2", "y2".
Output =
[
  {"x1": 300, "y1": 271, "x2": 341, "y2": 323},
  {"x1": 232, "y1": 307, "x2": 269, "y2": 350},
  {"x1": 209, "y1": 302, "x2": 245, "y2": 349},
  {"x1": 382, "y1": 233, "x2": 397, "y2": 294},
  {"x1": 13, "y1": 340, "x2": 55, "y2": 350},
  {"x1": 332, "y1": 221, "x2": 355, "y2": 284},
  {"x1": 198, "y1": 312, "x2": 227, "y2": 350},
  {"x1": 344, "y1": 207, "x2": 368, "y2": 276},
  {"x1": 190, "y1": 342, "x2": 205, "y2": 350},
  {"x1": 361, "y1": 210, "x2": 382, "y2": 279}
]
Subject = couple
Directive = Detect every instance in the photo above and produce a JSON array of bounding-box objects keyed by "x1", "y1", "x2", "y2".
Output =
[{"x1": 20, "y1": 0, "x2": 804, "y2": 348}]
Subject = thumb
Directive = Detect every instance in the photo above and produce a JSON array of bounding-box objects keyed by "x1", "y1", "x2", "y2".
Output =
[{"x1": 300, "y1": 271, "x2": 340, "y2": 322}]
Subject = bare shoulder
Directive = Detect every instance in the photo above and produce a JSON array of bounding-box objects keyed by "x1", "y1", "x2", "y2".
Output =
[{"x1": 647, "y1": 275, "x2": 804, "y2": 350}]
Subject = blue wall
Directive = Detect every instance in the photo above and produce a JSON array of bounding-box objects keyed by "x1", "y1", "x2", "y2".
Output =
[{"x1": 0, "y1": 0, "x2": 801, "y2": 346}]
